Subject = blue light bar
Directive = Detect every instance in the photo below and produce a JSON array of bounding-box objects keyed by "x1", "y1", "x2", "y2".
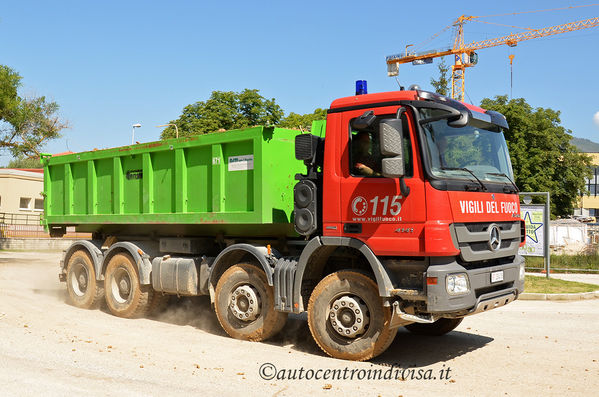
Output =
[{"x1": 355, "y1": 80, "x2": 368, "y2": 95}]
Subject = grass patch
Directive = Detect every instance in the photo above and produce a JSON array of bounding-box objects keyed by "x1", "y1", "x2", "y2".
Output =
[
  {"x1": 524, "y1": 275, "x2": 599, "y2": 294},
  {"x1": 524, "y1": 254, "x2": 599, "y2": 273}
]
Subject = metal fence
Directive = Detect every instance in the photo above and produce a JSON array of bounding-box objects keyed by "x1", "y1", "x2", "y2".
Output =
[
  {"x1": 524, "y1": 222, "x2": 599, "y2": 273},
  {"x1": 0, "y1": 212, "x2": 91, "y2": 239}
]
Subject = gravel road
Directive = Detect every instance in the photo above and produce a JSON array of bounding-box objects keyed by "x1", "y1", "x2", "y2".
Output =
[{"x1": 1, "y1": 251, "x2": 597, "y2": 396}]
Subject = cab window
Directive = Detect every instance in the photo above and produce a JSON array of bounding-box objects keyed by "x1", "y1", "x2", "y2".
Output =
[{"x1": 349, "y1": 113, "x2": 413, "y2": 178}]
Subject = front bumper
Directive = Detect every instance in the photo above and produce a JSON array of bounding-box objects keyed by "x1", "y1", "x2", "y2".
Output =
[{"x1": 425, "y1": 255, "x2": 524, "y2": 315}]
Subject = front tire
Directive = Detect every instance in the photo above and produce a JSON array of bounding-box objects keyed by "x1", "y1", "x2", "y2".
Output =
[
  {"x1": 104, "y1": 253, "x2": 153, "y2": 318},
  {"x1": 404, "y1": 318, "x2": 463, "y2": 336},
  {"x1": 214, "y1": 263, "x2": 287, "y2": 341},
  {"x1": 66, "y1": 250, "x2": 104, "y2": 309},
  {"x1": 307, "y1": 271, "x2": 397, "y2": 361}
]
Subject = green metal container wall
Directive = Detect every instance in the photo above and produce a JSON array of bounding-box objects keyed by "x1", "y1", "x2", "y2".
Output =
[{"x1": 42, "y1": 127, "x2": 306, "y2": 237}]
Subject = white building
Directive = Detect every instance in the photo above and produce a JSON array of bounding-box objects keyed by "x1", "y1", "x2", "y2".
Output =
[{"x1": 0, "y1": 169, "x2": 44, "y2": 215}]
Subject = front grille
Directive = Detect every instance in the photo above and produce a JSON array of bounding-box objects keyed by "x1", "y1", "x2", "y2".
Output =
[
  {"x1": 467, "y1": 239, "x2": 513, "y2": 252},
  {"x1": 454, "y1": 221, "x2": 521, "y2": 262},
  {"x1": 463, "y1": 222, "x2": 514, "y2": 233},
  {"x1": 458, "y1": 256, "x2": 515, "y2": 270}
]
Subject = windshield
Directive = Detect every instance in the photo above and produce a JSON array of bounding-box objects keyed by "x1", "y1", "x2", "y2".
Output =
[{"x1": 419, "y1": 108, "x2": 514, "y2": 184}]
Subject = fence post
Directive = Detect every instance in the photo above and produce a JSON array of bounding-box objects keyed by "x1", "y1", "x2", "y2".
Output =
[{"x1": 544, "y1": 192, "x2": 551, "y2": 279}]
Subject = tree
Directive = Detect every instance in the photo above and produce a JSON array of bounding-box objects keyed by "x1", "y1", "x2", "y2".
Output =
[
  {"x1": 278, "y1": 108, "x2": 327, "y2": 131},
  {"x1": 161, "y1": 89, "x2": 284, "y2": 139},
  {"x1": 6, "y1": 155, "x2": 42, "y2": 168},
  {"x1": 480, "y1": 95, "x2": 592, "y2": 218},
  {"x1": 0, "y1": 65, "x2": 68, "y2": 157},
  {"x1": 430, "y1": 58, "x2": 450, "y2": 96}
]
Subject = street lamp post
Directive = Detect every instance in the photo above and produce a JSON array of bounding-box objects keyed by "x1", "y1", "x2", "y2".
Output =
[
  {"x1": 157, "y1": 123, "x2": 179, "y2": 139},
  {"x1": 132, "y1": 123, "x2": 141, "y2": 144}
]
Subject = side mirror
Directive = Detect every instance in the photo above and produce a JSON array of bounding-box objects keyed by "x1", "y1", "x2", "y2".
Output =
[
  {"x1": 379, "y1": 119, "x2": 404, "y2": 178},
  {"x1": 447, "y1": 115, "x2": 468, "y2": 128},
  {"x1": 351, "y1": 110, "x2": 377, "y2": 130},
  {"x1": 381, "y1": 158, "x2": 405, "y2": 177},
  {"x1": 295, "y1": 134, "x2": 319, "y2": 161}
]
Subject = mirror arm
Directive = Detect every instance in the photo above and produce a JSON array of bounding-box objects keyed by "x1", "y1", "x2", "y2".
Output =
[
  {"x1": 393, "y1": 107, "x2": 410, "y2": 198},
  {"x1": 419, "y1": 112, "x2": 462, "y2": 125},
  {"x1": 399, "y1": 177, "x2": 410, "y2": 198},
  {"x1": 395, "y1": 106, "x2": 407, "y2": 119}
]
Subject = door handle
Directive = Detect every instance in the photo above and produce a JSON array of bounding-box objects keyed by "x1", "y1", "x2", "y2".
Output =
[{"x1": 343, "y1": 223, "x2": 362, "y2": 234}]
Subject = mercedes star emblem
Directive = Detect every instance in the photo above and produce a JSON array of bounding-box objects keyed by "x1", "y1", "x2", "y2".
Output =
[{"x1": 488, "y1": 224, "x2": 501, "y2": 251}]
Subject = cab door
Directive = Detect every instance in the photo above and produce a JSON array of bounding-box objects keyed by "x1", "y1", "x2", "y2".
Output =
[{"x1": 339, "y1": 106, "x2": 426, "y2": 256}]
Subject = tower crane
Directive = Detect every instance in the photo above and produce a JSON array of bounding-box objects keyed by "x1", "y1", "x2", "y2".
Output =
[{"x1": 386, "y1": 10, "x2": 599, "y2": 102}]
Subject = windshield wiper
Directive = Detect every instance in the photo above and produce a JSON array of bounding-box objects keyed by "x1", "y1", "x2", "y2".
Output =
[
  {"x1": 486, "y1": 172, "x2": 519, "y2": 193},
  {"x1": 440, "y1": 167, "x2": 488, "y2": 191}
]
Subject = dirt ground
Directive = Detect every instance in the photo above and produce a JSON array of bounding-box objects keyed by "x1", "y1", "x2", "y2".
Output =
[{"x1": 0, "y1": 251, "x2": 598, "y2": 397}]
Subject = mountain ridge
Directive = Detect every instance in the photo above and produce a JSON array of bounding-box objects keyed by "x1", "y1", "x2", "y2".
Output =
[{"x1": 571, "y1": 137, "x2": 599, "y2": 153}]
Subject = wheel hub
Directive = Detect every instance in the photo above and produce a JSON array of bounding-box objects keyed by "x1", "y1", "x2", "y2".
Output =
[
  {"x1": 328, "y1": 295, "x2": 369, "y2": 338},
  {"x1": 229, "y1": 284, "x2": 260, "y2": 322},
  {"x1": 110, "y1": 268, "x2": 132, "y2": 304},
  {"x1": 70, "y1": 263, "x2": 89, "y2": 297},
  {"x1": 78, "y1": 273, "x2": 87, "y2": 289},
  {"x1": 119, "y1": 278, "x2": 130, "y2": 295}
]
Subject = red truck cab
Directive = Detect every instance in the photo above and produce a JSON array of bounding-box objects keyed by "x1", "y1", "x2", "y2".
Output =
[{"x1": 292, "y1": 88, "x2": 525, "y2": 358}]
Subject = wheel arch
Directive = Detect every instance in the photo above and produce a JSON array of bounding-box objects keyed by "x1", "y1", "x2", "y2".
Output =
[
  {"x1": 292, "y1": 237, "x2": 394, "y2": 312},
  {"x1": 208, "y1": 244, "x2": 275, "y2": 303},
  {"x1": 61, "y1": 240, "x2": 104, "y2": 281},
  {"x1": 102, "y1": 242, "x2": 152, "y2": 285}
]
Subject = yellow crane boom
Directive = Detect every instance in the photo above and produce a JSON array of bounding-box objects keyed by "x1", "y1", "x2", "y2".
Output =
[{"x1": 386, "y1": 16, "x2": 599, "y2": 101}]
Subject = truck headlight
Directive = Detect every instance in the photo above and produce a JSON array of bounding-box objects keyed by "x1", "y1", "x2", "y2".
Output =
[
  {"x1": 519, "y1": 262, "x2": 525, "y2": 282},
  {"x1": 446, "y1": 273, "x2": 470, "y2": 295}
]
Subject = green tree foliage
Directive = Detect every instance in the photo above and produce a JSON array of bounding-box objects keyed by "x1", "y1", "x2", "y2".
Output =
[
  {"x1": 480, "y1": 95, "x2": 592, "y2": 217},
  {"x1": 6, "y1": 155, "x2": 42, "y2": 168},
  {"x1": 161, "y1": 89, "x2": 284, "y2": 139},
  {"x1": 430, "y1": 58, "x2": 450, "y2": 96},
  {"x1": 0, "y1": 65, "x2": 68, "y2": 157},
  {"x1": 278, "y1": 108, "x2": 327, "y2": 131}
]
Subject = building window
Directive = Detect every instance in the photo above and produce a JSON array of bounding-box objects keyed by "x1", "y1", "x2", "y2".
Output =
[
  {"x1": 583, "y1": 166, "x2": 599, "y2": 196},
  {"x1": 19, "y1": 197, "x2": 32, "y2": 211},
  {"x1": 34, "y1": 198, "x2": 44, "y2": 211}
]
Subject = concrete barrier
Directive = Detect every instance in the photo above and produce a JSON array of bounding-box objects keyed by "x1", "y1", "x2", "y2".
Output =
[{"x1": 0, "y1": 238, "x2": 83, "y2": 251}]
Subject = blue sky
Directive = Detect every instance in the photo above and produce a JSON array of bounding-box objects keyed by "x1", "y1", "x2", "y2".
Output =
[{"x1": 1, "y1": 0, "x2": 598, "y2": 163}]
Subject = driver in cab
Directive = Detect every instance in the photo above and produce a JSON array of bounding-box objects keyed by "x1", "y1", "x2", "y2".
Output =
[{"x1": 352, "y1": 131, "x2": 380, "y2": 176}]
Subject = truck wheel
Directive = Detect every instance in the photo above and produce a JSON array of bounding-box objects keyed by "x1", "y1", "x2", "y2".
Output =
[
  {"x1": 307, "y1": 271, "x2": 397, "y2": 361},
  {"x1": 404, "y1": 318, "x2": 463, "y2": 336},
  {"x1": 214, "y1": 263, "x2": 287, "y2": 342},
  {"x1": 66, "y1": 250, "x2": 104, "y2": 309},
  {"x1": 104, "y1": 253, "x2": 153, "y2": 318}
]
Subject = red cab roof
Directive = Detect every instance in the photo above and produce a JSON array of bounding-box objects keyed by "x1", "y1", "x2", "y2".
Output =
[{"x1": 329, "y1": 90, "x2": 486, "y2": 113}]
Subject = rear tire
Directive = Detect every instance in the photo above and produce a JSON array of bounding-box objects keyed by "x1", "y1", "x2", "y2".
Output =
[
  {"x1": 104, "y1": 253, "x2": 153, "y2": 318},
  {"x1": 307, "y1": 271, "x2": 397, "y2": 361},
  {"x1": 65, "y1": 250, "x2": 104, "y2": 309},
  {"x1": 214, "y1": 263, "x2": 287, "y2": 342},
  {"x1": 404, "y1": 318, "x2": 463, "y2": 336}
]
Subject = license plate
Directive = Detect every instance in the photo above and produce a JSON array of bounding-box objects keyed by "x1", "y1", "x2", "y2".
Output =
[{"x1": 491, "y1": 270, "x2": 504, "y2": 283}]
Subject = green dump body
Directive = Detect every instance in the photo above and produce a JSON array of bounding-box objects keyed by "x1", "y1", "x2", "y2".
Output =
[{"x1": 42, "y1": 126, "x2": 307, "y2": 238}]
